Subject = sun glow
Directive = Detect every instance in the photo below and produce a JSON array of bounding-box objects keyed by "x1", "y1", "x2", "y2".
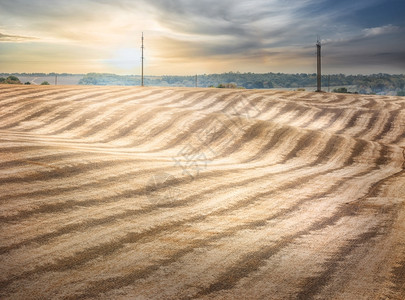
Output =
[{"x1": 105, "y1": 47, "x2": 142, "y2": 71}]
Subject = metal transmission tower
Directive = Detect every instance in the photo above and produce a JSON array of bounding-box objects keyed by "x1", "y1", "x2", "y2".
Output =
[
  {"x1": 316, "y1": 37, "x2": 322, "y2": 92},
  {"x1": 141, "y1": 32, "x2": 144, "y2": 87}
]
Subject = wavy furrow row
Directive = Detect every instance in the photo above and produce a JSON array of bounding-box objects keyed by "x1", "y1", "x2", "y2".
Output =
[{"x1": 0, "y1": 85, "x2": 404, "y2": 299}]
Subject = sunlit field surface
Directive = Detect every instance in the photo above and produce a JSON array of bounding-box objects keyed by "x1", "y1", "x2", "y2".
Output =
[{"x1": 0, "y1": 85, "x2": 404, "y2": 299}]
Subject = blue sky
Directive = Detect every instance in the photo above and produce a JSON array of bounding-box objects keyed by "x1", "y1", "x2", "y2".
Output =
[{"x1": 0, "y1": 0, "x2": 404, "y2": 75}]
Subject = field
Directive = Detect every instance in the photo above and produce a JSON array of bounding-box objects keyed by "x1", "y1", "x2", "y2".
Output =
[{"x1": 0, "y1": 85, "x2": 404, "y2": 299}]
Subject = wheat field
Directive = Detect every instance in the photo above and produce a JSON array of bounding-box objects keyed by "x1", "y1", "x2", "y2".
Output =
[{"x1": 0, "y1": 85, "x2": 404, "y2": 299}]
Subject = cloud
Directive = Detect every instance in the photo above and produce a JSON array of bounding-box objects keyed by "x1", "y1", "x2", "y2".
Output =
[
  {"x1": 318, "y1": 23, "x2": 404, "y2": 50},
  {"x1": 0, "y1": 0, "x2": 149, "y2": 44},
  {"x1": 141, "y1": 0, "x2": 312, "y2": 37},
  {"x1": 362, "y1": 24, "x2": 399, "y2": 37},
  {"x1": 0, "y1": 0, "x2": 404, "y2": 74},
  {"x1": 0, "y1": 32, "x2": 38, "y2": 42}
]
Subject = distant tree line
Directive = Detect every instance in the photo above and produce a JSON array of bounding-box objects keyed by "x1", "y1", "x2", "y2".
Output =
[
  {"x1": 78, "y1": 73, "x2": 144, "y2": 86},
  {"x1": 78, "y1": 72, "x2": 405, "y2": 95},
  {"x1": 1, "y1": 72, "x2": 404, "y2": 95},
  {"x1": 0, "y1": 75, "x2": 53, "y2": 86},
  {"x1": 0, "y1": 72, "x2": 83, "y2": 77}
]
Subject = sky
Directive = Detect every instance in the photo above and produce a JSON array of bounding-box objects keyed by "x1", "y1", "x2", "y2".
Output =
[{"x1": 0, "y1": 0, "x2": 404, "y2": 75}]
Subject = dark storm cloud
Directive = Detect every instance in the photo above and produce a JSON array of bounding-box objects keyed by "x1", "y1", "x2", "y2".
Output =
[
  {"x1": 141, "y1": 0, "x2": 405, "y2": 67},
  {"x1": 318, "y1": 25, "x2": 405, "y2": 71}
]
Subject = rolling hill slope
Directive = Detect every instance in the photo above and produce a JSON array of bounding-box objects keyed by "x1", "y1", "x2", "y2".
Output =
[{"x1": 0, "y1": 85, "x2": 404, "y2": 299}]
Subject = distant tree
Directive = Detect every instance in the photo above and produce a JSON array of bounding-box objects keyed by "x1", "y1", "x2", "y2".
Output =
[
  {"x1": 41, "y1": 81, "x2": 50, "y2": 85},
  {"x1": 217, "y1": 83, "x2": 238, "y2": 89},
  {"x1": 24, "y1": 82, "x2": 31, "y2": 85},
  {"x1": 332, "y1": 87, "x2": 348, "y2": 93},
  {"x1": 397, "y1": 90, "x2": 405, "y2": 96},
  {"x1": 253, "y1": 81, "x2": 264, "y2": 89},
  {"x1": 370, "y1": 80, "x2": 386, "y2": 93},
  {"x1": 0, "y1": 77, "x2": 5, "y2": 83},
  {"x1": 225, "y1": 83, "x2": 237, "y2": 88},
  {"x1": 264, "y1": 81, "x2": 274, "y2": 88},
  {"x1": 6, "y1": 75, "x2": 21, "y2": 84}
]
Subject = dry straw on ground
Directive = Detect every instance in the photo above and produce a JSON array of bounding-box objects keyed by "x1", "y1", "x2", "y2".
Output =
[{"x1": 0, "y1": 85, "x2": 404, "y2": 299}]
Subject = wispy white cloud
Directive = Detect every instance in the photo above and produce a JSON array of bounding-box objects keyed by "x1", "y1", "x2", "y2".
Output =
[{"x1": 362, "y1": 24, "x2": 399, "y2": 37}]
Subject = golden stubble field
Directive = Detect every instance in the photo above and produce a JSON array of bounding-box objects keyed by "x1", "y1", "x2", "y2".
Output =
[{"x1": 0, "y1": 85, "x2": 404, "y2": 299}]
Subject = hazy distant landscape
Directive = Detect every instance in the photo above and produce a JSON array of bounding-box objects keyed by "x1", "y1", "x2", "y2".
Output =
[
  {"x1": 1, "y1": 72, "x2": 405, "y2": 95},
  {"x1": 0, "y1": 74, "x2": 84, "y2": 86}
]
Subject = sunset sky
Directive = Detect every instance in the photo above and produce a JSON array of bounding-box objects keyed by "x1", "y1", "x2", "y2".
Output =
[{"x1": 1, "y1": 0, "x2": 404, "y2": 75}]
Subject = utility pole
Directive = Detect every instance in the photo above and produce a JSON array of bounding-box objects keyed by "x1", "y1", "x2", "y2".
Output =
[
  {"x1": 141, "y1": 32, "x2": 144, "y2": 87},
  {"x1": 316, "y1": 37, "x2": 321, "y2": 92},
  {"x1": 195, "y1": 75, "x2": 198, "y2": 88},
  {"x1": 55, "y1": 74, "x2": 57, "y2": 86}
]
